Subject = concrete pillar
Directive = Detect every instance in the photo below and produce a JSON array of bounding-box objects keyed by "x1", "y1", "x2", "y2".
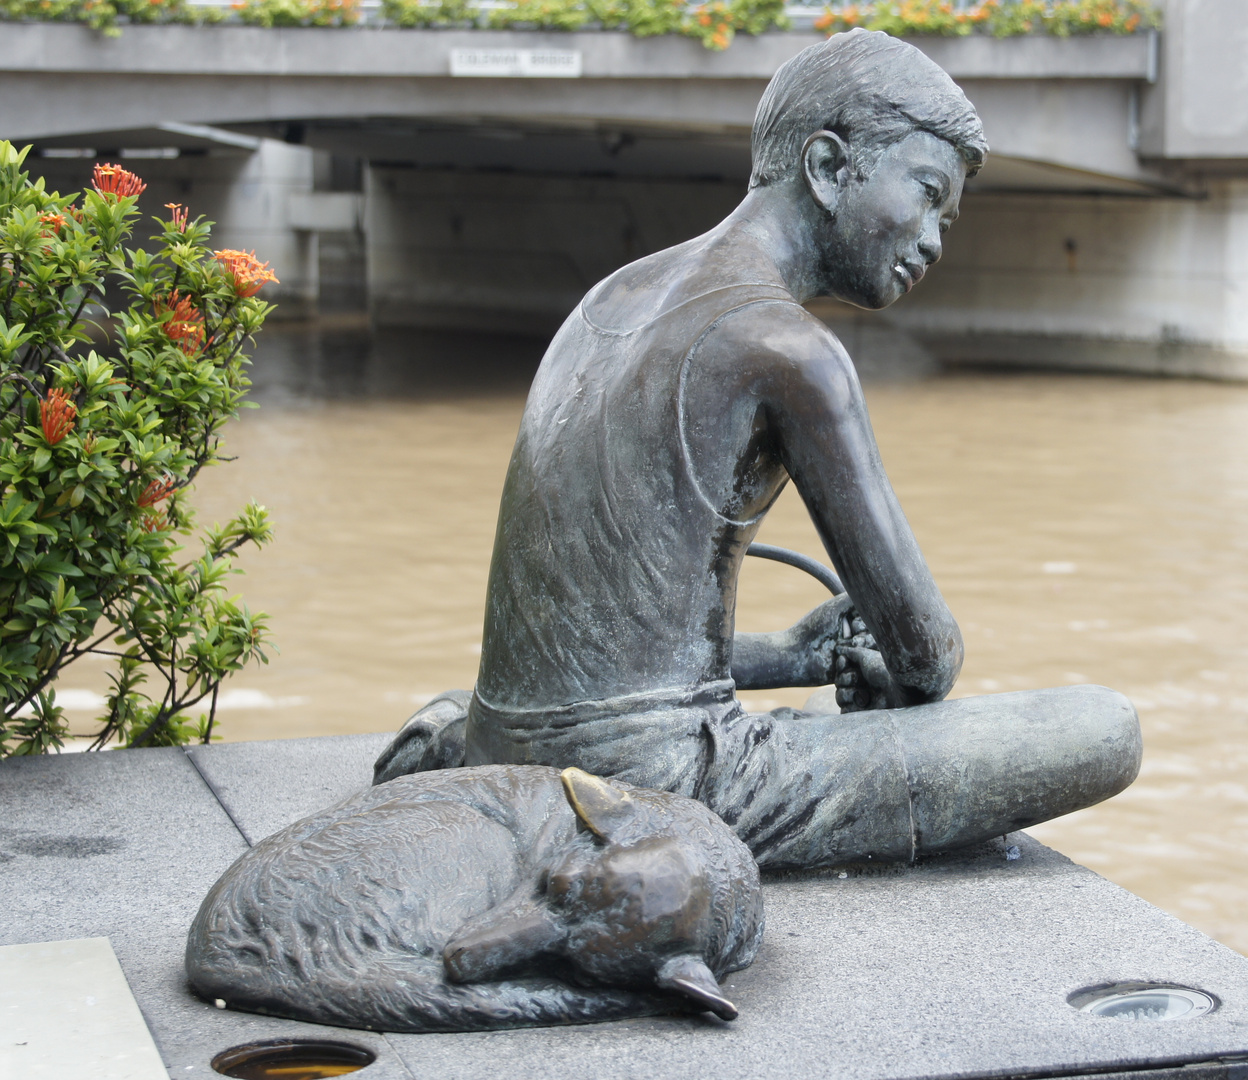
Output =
[
  {"x1": 205, "y1": 139, "x2": 318, "y2": 316},
  {"x1": 26, "y1": 138, "x2": 318, "y2": 316}
]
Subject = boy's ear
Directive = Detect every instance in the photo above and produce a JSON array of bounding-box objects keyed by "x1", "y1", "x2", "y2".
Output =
[
  {"x1": 560, "y1": 768, "x2": 637, "y2": 843},
  {"x1": 656, "y1": 955, "x2": 738, "y2": 1021},
  {"x1": 802, "y1": 130, "x2": 852, "y2": 216}
]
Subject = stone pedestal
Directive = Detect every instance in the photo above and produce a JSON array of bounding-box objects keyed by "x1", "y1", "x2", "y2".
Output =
[{"x1": 4, "y1": 734, "x2": 1248, "y2": 1079}]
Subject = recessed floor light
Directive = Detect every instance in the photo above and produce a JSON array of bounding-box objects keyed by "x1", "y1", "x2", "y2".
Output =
[
  {"x1": 1070, "y1": 983, "x2": 1216, "y2": 1022},
  {"x1": 211, "y1": 1038, "x2": 376, "y2": 1078}
]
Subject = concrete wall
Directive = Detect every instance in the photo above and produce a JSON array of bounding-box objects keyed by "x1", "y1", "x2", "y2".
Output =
[
  {"x1": 365, "y1": 166, "x2": 742, "y2": 334},
  {"x1": 29, "y1": 140, "x2": 318, "y2": 314},
  {"x1": 883, "y1": 181, "x2": 1248, "y2": 379},
  {"x1": 1141, "y1": 0, "x2": 1248, "y2": 160},
  {"x1": 366, "y1": 165, "x2": 1248, "y2": 380}
]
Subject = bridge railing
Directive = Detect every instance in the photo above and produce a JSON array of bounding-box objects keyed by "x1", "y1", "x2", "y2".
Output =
[{"x1": 176, "y1": 0, "x2": 834, "y2": 30}]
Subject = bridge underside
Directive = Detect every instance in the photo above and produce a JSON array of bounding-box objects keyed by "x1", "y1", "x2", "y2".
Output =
[{"x1": 28, "y1": 115, "x2": 1169, "y2": 197}]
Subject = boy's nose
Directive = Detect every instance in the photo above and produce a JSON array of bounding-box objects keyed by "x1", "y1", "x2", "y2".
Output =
[{"x1": 918, "y1": 230, "x2": 942, "y2": 266}]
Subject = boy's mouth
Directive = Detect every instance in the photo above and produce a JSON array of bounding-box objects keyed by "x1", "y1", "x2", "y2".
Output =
[{"x1": 892, "y1": 262, "x2": 925, "y2": 293}]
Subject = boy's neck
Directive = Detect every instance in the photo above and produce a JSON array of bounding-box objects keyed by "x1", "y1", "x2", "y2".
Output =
[{"x1": 720, "y1": 182, "x2": 825, "y2": 304}]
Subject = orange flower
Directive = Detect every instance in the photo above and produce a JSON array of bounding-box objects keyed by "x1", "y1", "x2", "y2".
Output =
[
  {"x1": 138, "y1": 476, "x2": 178, "y2": 508},
  {"x1": 213, "y1": 249, "x2": 280, "y2": 298},
  {"x1": 39, "y1": 211, "x2": 67, "y2": 235},
  {"x1": 1097, "y1": 10, "x2": 1112, "y2": 25},
  {"x1": 92, "y1": 162, "x2": 147, "y2": 198},
  {"x1": 40, "y1": 387, "x2": 76, "y2": 446},
  {"x1": 155, "y1": 289, "x2": 206, "y2": 355},
  {"x1": 1124, "y1": 12, "x2": 1140, "y2": 29},
  {"x1": 140, "y1": 510, "x2": 169, "y2": 533},
  {"x1": 813, "y1": 9, "x2": 833, "y2": 29},
  {"x1": 164, "y1": 202, "x2": 190, "y2": 231}
]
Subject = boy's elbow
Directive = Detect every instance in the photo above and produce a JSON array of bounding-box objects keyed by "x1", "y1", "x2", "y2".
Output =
[{"x1": 895, "y1": 615, "x2": 963, "y2": 704}]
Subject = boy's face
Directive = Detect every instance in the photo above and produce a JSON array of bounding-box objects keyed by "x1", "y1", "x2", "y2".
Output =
[{"x1": 821, "y1": 130, "x2": 967, "y2": 310}]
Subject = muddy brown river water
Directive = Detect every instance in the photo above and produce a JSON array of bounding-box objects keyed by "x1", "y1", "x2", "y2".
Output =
[{"x1": 60, "y1": 322, "x2": 1248, "y2": 954}]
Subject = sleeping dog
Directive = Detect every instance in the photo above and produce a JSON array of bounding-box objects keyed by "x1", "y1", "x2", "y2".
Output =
[{"x1": 186, "y1": 764, "x2": 764, "y2": 1032}]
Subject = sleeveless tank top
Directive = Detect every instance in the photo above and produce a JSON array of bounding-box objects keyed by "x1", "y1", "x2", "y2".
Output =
[{"x1": 474, "y1": 280, "x2": 798, "y2": 721}]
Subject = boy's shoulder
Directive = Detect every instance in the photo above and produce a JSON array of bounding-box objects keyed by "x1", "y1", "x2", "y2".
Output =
[{"x1": 706, "y1": 295, "x2": 855, "y2": 374}]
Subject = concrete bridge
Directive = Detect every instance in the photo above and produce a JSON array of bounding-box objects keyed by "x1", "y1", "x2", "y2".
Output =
[{"x1": 3, "y1": 0, "x2": 1248, "y2": 376}]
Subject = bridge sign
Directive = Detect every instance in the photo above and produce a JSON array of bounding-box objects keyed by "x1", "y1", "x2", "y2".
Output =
[{"x1": 449, "y1": 48, "x2": 583, "y2": 78}]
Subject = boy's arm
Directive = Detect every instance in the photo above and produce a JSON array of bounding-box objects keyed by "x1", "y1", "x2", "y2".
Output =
[
  {"x1": 741, "y1": 309, "x2": 962, "y2": 706},
  {"x1": 732, "y1": 595, "x2": 853, "y2": 690}
]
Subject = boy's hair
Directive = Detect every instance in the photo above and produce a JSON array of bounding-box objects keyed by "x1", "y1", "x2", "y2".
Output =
[{"x1": 750, "y1": 29, "x2": 989, "y2": 189}]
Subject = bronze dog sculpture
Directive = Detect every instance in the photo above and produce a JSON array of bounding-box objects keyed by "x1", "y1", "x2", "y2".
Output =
[{"x1": 186, "y1": 765, "x2": 763, "y2": 1032}]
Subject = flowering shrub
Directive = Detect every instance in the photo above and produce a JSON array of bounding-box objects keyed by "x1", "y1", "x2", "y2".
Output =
[
  {"x1": 374, "y1": 0, "x2": 781, "y2": 41},
  {"x1": 229, "y1": 0, "x2": 358, "y2": 27},
  {"x1": 378, "y1": 0, "x2": 471, "y2": 25},
  {"x1": 0, "y1": 0, "x2": 223, "y2": 33},
  {"x1": 814, "y1": 0, "x2": 1159, "y2": 38},
  {"x1": 0, "y1": 0, "x2": 1161, "y2": 45},
  {"x1": 0, "y1": 143, "x2": 275, "y2": 756},
  {"x1": 471, "y1": 0, "x2": 784, "y2": 43}
]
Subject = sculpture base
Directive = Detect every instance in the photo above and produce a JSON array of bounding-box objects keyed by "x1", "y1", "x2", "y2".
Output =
[{"x1": 3, "y1": 732, "x2": 1247, "y2": 1079}]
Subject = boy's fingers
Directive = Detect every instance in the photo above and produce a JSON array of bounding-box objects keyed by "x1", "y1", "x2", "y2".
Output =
[{"x1": 838, "y1": 646, "x2": 889, "y2": 686}]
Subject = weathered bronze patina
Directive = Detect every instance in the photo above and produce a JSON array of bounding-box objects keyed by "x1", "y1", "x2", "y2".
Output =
[
  {"x1": 377, "y1": 28, "x2": 1142, "y2": 868},
  {"x1": 187, "y1": 766, "x2": 763, "y2": 1031},
  {"x1": 191, "y1": 30, "x2": 1143, "y2": 1036}
]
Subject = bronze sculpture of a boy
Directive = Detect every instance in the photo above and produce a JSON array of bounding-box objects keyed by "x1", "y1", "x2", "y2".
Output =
[
  {"x1": 187, "y1": 31, "x2": 1144, "y2": 1035},
  {"x1": 377, "y1": 29, "x2": 1142, "y2": 870}
]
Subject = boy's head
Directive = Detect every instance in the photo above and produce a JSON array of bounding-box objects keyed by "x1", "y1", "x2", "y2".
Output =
[{"x1": 750, "y1": 29, "x2": 988, "y2": 190}]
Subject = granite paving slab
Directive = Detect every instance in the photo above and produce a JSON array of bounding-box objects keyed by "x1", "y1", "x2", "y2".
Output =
[
  {"x1": 7, "y1": 733, "x2": 1248, "y2": 1079},
  {"x1": 185, "y1": 732, "x2": 392, "y2": 843},
  {"x1": 379, "y1": 835, "x2": 1248, "y2": 1080},
  {"x1": 0, "y1": 745, "x2": 412, "y2": 1080}
]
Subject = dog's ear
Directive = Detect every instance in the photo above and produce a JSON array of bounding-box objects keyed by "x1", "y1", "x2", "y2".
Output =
[
  {"x1": 443, "y1": 900, "x2": 566, "y2": 984},
  {"x1": 655, "y1": 955, "x2": 738, "y2": 1021},
  {"x1": 560, "y1": 768, "x2": 638, "y2": 843}
]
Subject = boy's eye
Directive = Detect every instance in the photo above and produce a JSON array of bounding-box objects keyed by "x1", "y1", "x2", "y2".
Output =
[{"x1": 921, "y1": 181, "x2": 940, "y2": 202}]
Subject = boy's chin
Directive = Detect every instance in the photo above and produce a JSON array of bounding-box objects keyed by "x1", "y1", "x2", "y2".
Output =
[
  {"x1": 829, "y1": 287, "x2": 899, "y2": 312},
  {"x1": 821, "y1": 269, "x2": 904, "y2": 311}
]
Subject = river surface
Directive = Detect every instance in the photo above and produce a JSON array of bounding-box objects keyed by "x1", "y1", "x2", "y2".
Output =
[{"x1": 61, "y1": 320, "x2": 1248, "y2": 954}]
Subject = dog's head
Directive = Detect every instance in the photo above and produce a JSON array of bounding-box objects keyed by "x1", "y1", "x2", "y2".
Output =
[{"x1": 443, "y1": 769, "x2": 764, "y2": 1020}]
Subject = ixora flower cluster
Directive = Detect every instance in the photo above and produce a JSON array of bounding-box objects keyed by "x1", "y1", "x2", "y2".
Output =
[
  {"x1": 0, "y1": 144, "x2": 276, "y2": 757},
  {"x1": 0, "y1": 0, "x2": 1158, "y2": 46}
]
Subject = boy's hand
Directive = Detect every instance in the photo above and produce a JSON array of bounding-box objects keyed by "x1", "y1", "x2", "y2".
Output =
[
  {"x1": 792, "y1": 595, "x2": 856, "y2": 685},
  {"x1": 833, "y1": 612, "x2": 906, "y2": 712}
]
